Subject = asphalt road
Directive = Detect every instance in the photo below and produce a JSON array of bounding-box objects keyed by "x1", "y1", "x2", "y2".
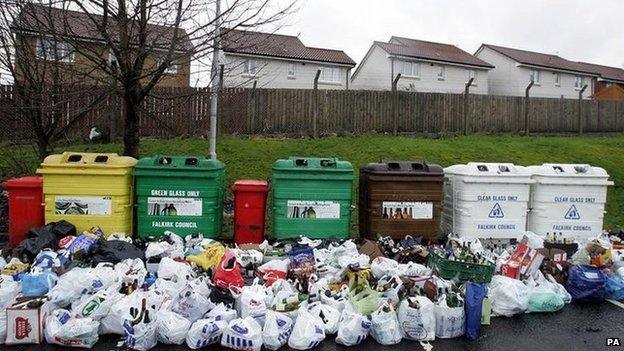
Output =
[{"x1": 4, "y1": 301, "x2": 623, "y2": 351}]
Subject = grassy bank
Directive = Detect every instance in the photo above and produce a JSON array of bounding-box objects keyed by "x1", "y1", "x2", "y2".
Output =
[{"x1": 2, "y1": 134, "x2": 623, "y2": 229}]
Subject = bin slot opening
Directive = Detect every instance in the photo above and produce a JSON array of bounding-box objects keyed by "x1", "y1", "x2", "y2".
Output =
[
  {"x1": 477, "y1": 165, "x2": 489, "y2": 172},
  {"x1": 185, "y1": 158, "x2": 198, "y2": 166},
  {"x1": 159, "y1": 157, "x2": 172, "y2": 165},
  {"x1": 411, "y1": 163, "x2": 425, "y2": 171},
  {"x1": 498, "y1": 165, "x2": 510, "y2": 173},
  {"x1": 94, "y1": 155, "x2": 109, "y2": 163},
  {"x1": 574, "y1": 166, "x2": 588, "y2": 174},
  {"x1": 67, "y1": 155, "x2": 82, "y2": 162},
  {"x1": 552, "y1": 166, "x2": 564, "y2": 173},
  {"x1": 320, "y1": 159, "x2": 335, "y2": 167},
  {"x1": 295, "y1": 159, "x2": 308, "y2": 167},
  {"x1": 388, "y1": 162, "x2": 401, "y2": 170}
]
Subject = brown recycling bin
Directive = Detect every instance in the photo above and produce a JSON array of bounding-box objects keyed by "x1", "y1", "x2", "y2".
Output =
[{"x1": 359, "y1": 161, "x2": 444, "y2": 241}]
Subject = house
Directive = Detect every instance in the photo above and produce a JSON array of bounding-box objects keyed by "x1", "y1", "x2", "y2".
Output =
[
  {"x1": 350, "y1": 37, "x2": 494, "y2": 94},
  {"x1": 474, "y1": 44, "x2": 598, "y2": 99},
  {"x1": 11, "y1": 4, "x2": 192, "y2": 87},
  {"x1": 221, "y1": 29, "x2": 356, "y2": 89},
  {"x1": 575, "y1": 61, "x2": 624, "y2": 100}
]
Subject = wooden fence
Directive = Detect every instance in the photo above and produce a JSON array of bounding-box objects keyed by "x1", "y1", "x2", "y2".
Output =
[{"x1": 1, "y1": 85, "x2": 623, "y2": 143}]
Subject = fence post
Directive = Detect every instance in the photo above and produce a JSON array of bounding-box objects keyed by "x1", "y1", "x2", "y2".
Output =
[
  {"x1": 524, "y1": 81, "x2": 534, "y2": 135},
  {"x1": 578, "y1": 84, "x2": 588, "y2": 135},
  {"x1": 463, "y1": 78, "x2": 474, "y2": 135},
  {"x1": 313, "y1": 69, "x2": 321, "y2": 138},
  {"x1": 392, "y1": 73, "x2": 401, "y2": 136}
]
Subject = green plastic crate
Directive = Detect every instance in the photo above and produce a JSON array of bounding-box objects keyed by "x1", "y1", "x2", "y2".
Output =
[
  {"x1": 271, "y1": 157, "x2": 354, "y2": 240},
  {"x1": 133, "y1": 155, "x2": 225, "y2": 239},
  {"x1": 427, "y1": 252, "x2": 495, "y2": 283}
]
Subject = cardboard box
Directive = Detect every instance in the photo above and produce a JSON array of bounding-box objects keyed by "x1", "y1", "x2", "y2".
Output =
[
  {"x1": 502, "y1": 243, "x2": 545, "y2": 280},
  {"x1": 5, "y1": 306, "x2": 44, "y2": 344}
]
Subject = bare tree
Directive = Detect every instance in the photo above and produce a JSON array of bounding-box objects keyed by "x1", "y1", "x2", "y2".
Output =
[
  {"x1": 11, "y1": 0, "x2": 294, "y2": 158},
  {"x1": 0, "y1": 1, "x2": 112, "y2": 159}
]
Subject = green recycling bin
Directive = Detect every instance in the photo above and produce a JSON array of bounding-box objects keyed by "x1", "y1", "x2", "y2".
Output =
[
  {"x1": 133, "y1": 156, "x2": 225, "y2": 239},
  {"x1": 272, "y1": 157, "x2": 354, "y2": 239}
]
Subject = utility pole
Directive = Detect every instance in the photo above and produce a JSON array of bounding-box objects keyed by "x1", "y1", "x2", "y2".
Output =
[
  {"x1": 312, "y1": 69, "x2": 321, "y2": 138},
  {"x1": 524, "y1": 81, "x2": 534, "y2": 135},
  {"x1": 463, "y1": 77, "x2": 474, "y2": 135},
  {"x1": 209, "y1": 0, "x2": 221, "y2": 159},
  {"x1": 392, "y1": 73, "x2": 401, "y2": 136},
  {"x1": 578, "y1": 84, "x2": 588, "y2": 135}
]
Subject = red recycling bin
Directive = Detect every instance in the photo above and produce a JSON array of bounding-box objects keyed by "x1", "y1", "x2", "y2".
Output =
[
  {"x1": 232, "y1": 180, "x2": 270, "y2": 244},
  {"x1": 2, "y1": 176, "x2": 44, "y2": 246}
]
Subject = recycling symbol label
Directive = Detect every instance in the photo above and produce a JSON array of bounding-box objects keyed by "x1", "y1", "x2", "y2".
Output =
[
  {"x1": 488, "y1": 203, "x2": 504, "y2": 218},
  {"x1": 564, "y1": 205, "x2": 581, "y2": 220}
]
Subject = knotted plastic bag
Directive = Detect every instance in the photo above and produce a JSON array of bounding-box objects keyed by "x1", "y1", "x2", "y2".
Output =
[
  {"x1": 186, "y1": 317, "x2": 228, "y2": 349},
  {"x1": 335, "y1": 305, "x2": 371, "y2": 346},
  {"x1": 288, "y1": 305, "x2": 326, "y2": 350},
  {"x1": 221, "y1": 316, "x2": 263, "y2": 351},
  {"x1": 262, "y1": 310, "x2": 293, "y2": 350},
  {"x1": 370, "y1": 303, "x2": 402, "y2": 345}
]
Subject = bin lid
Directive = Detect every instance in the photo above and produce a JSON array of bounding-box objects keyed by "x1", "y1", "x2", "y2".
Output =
[
  {"x1": 134, "y1": 156, "x2": 225, "y2": 172},
  {"x1": 361, "y1": 161, "x2": 443, "y2": 175},
  {"x1": 2, "y1": 176, "x2": 43, "y2": 189},
  {"x1": 445, "y1": 162, "x2": 531, "y2": 177},
  {"x1": 527, "y1": 164, "x2": 614, "y2": 185},
  {"x1": 232, "y1": 180, "x2": 270, "y2": 192},
  {"x1": 37, "y1": 152, "x2": 137, "y2": 175},
  {"x1": 272, "y1": 157, "x2": 353, "y2": 173}
]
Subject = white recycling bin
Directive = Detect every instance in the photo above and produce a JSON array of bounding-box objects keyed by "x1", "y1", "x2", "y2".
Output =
[
  {"x1": 526, "y1": 164, "x2": 613, "y2": 241},
  {"x1": 442, "y1": 163, "x2": 533, "y2": 239}
]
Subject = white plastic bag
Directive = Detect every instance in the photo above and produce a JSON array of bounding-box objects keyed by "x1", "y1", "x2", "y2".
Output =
[
  {"x1": 371, "y1": 257, "x2": 399, "y2": 279},
  {"x1": 237, "y1": 279, "x2": 268, "y2": 325},
  {"x1": 156, "y1": 309, "x2": 191, "y2": 345},
  {"x1": 123, "y1": 315, "x2": 158, "y2": 351},
  {"x1": 370, "y1": 303, "x2": 402, "y2": 345},
  {"x1": 288, "y1": 306, "x2": 326, "y2": 350},
  {"x1": 489, "y1": 275, "x2": 530, "y2": 317},
  {"x1": 335, "y1": 305, "x2": 371, "y2": 346},
  {"x1": 45, "y1": 309, "x2": 100, "y2": 348},
  {"x1": 47, "y1": 267, "x2": 95, "y2": 307},
  {"x1": 397, "y1": 262, "x2": 432, "y2": 277},
  {"x1": 158, "y1": 257, "x2": 194, "y2": 282},
  {"x1": 221, "y1": 317, "x2": 263, "y2": 351},
  {"x1": 115, "y1": 258, "x2": 148, "y2": 286},
  {"x1": 307, "y1": 301, "x2": 341, "y2": 334},
  {"x1": 434, "y1": 295, "x2": 465, "y2": 339},
  {"x1": 100, "y1": 289, "x2": 167, "y2": 335},
  {"x1": 262, "y1": 310, "x2": 293, "y2": 350},
  {"x1": 90, "y1": 263, "x2": 120, "y2": 291},
  {"x1": 170, "y1": 277, "x2": 214, "y2": 322},
  {"x1": 207, "y1": 303, "x2": 238, "y2": 323},
  {"x1": 376, "y1": 275, "x2": 404, "y2": 306},
  {"x1": 72, "y1": 285, "x2": 123, "y2": 321},
  {"x1": 186, "y1": 317, "x2": 228, "y2": 349},
  {"x1": 397, "y1": 296, "x2": 436, "y2": 341}
]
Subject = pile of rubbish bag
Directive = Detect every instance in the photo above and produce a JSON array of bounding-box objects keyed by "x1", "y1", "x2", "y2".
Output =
[{"x1": 1, "y1": 221, "x2": 624, "y2": 349}]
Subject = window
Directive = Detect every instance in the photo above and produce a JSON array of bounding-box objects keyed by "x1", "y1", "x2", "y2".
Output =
[
  {"x1": 287, "y1": 62, "x2": 296, "y2": 78},
  {"x1": 243, "y1": 59, "x2": 258, "y2": 76},
  {"x1": 158, "y1": 56, "x2": 179, "y2": 74},
  {"x1": 574, "y1": 76, "x2": 584, "y2": 89},
  {"x1": 399, "y1": 61, "x2": 420, "y2": 77},
  {"x1": 319, "y1": 66, "x2": 341, "y2": 83},
  {"x1": 108, "y1": 49, "x2": 119, "y2": 68},
  {"x1": 554, "y1": 72, "x2": 560, "y2": 86},
  {"x1": 36, "y1": 38, "x2": 74, "y2": 62},
  {"x1": 437, "y1": 65, "x2": 445, "y2": 80},
  {"x1": 530, "y1": 69, "x2": 540, "y2": 84},
  {"x1": 466, "y1": 69, "x2": 477, "y2": 85}
]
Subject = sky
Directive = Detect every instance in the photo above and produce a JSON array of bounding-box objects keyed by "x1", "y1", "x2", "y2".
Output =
[{"x1": 271, "y1": 0, "x2": 624, "y2": 69}]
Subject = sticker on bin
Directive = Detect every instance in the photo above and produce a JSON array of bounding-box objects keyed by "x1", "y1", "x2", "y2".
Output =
[
  {"x1": 287, "y1": 200, "x2": 340, "y2": 219},
  {"x1": 54, "y1": 196, "x2": 112, "y2": 215},
  {"x1": 382, "y1": 201, "x2": 433, "y2": 220},
  {"x1": 147, "y1": 197, "x2": 202, "y2": 216}
]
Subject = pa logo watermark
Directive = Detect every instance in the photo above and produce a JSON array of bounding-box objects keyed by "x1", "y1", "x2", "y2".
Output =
[{"x1": 606, "y1": 338, "x2": 621, "y2": 346}]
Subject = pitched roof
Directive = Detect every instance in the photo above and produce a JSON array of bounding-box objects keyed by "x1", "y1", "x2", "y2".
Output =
[
  {"x1": 13, "y1": 4, "x2": 193, "y2": 52},
  {"x1": 575, "y1": 61, "x2": 624, "y2": 83},
  {"x1": 480, "y1": 44, "x2": 596, "y2": 75},
  {"x1": 221, "y1": 29, "x2": 355, "y2": 66},
  {"x1": 375, "y1": 37, "x2": 493, "y2": 69}
]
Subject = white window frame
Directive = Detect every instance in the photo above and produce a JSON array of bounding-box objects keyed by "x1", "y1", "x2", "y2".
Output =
[
  {"x1": 319, "y1": 66, "x2": 341, "y2": 84},
  {"x1": 437, "y1": 65, "x2": 445, "y2": 80},
  {"x1": 466, "y1": 69, "x2": 477, "y2": 86},
  {"x1": 574, "y1": 76, "x2": 584, "y2": 90},
  {"x1": 243, "y1": 59, "x2": 258, "y2": 76},
  {"x1": 530, "y1": 69, "x2": 541, "y2": 85},
  {"x1": 399, "y1": 61, "x2": 420, "y2": 78},
  {"x1": 36, "y1": 38, "x2": 75, "y2": 62},
  {"x1": 287, "y1": 62, "x2": 296, "y2": 78},
  {"x1": 554, "y1": 72, "x2": 560, "y2": 86}
]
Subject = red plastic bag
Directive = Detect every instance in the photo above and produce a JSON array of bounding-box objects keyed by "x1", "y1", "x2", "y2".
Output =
[{"x1": 213, "y1": 249, "x2": 244, "y2": 290}]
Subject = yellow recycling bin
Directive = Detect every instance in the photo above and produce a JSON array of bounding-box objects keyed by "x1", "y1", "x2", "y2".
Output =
[{"x1": 37, "y1": 152, "x2": 137, "y2": 236}]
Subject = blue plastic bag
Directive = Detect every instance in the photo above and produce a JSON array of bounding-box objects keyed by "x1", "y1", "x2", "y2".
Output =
[
  {"x1": 566, "y1": 265, "x2": 606, "y2": 302},
  {"x1": 464, "y1": 282, "x2": 486, "y2": 341},
  {"x1": 605, "y1": 275, "x2": 624, "y2": 301},
  {"x1": 21, "y1": 271, "x2": 58, "y2": 296}
]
